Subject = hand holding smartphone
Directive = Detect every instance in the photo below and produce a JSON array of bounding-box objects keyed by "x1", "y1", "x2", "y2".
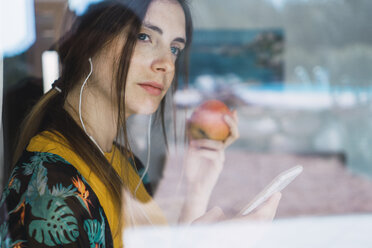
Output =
[{"x1": 240, "y1": 165, "x2": 303, "y2": 216}]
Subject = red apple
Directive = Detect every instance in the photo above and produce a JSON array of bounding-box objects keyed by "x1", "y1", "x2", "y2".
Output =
[{"x1": 188, "y1": 100, "x2": 233, "y2": 141}]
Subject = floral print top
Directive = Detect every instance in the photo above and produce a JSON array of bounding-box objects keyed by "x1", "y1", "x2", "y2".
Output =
[
  {"x1": 0, "y1": 130, "x2": 168, "y2": 248},
  {"x1": 0, "y1": 150, "x2": 113, "y2": 247}
]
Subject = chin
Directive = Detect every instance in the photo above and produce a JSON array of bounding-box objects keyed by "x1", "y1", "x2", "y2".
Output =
[{"x1": 134, "y1": 101, "x2": 160, "y2": 115}]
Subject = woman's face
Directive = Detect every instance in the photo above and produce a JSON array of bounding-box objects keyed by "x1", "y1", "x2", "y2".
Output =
[{"x1": 124, "y1": 0, "x2": 186, "y2": 117}]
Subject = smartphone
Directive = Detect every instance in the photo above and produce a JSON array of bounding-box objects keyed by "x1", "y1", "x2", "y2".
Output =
[{"x1": 240, "y1": 165, "x2": 303, "y2": 215}]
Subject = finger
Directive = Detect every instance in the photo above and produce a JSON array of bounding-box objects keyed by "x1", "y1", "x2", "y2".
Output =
[
  {"x1": 248, "y1": 192, "x2": 282, "y2": 221},
  {"x1": 224, "y1": 113, "x2": 239, "y2": 136},
  {"x1": 189, "y1": 139, "x2": 225, "y2": 151},
  {"x1": 223, "y1": 113, "x2": 240, "y2": 147},
  {"x1": 189, "y1": 148, "x2": 225, "y2": 163},
  {"x1": 192, "y1": 206, "x2": 226, "y2": 224},
  {"x1": 232, "y1": 109, "x2": 239, "y2": 122}
]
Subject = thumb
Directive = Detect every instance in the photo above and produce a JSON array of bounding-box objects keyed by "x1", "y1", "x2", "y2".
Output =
[
  {"x1": 192, "y1": 206, "x2": 226, "y2": 224},
  {"x1": 247, "y1": 192, "x2": 282, "y2": 221}
]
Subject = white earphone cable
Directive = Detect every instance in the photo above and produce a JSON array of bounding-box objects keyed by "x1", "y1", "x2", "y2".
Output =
[
  {"x1": 134, "y1": 114, "x2": 152, "y2": 196},
  {"x1": 79, "y1": 58, "x2": 104, "y2": 155},
  {"x1": 133, "y1": 114, "x2": 153, "y2": 226},
  {"x1": 80, "y1": 58, "x2": 153, "y2": 224}
]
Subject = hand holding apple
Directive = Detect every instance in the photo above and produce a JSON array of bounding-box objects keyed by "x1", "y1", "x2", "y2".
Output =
[{"x1": 179, "y1": 100, "x2": 239, "y2": 224}]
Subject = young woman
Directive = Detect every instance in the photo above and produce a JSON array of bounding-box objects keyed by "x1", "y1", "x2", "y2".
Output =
[{"x1": 0, "y1": 0, "x2": 281, "y2": 247}]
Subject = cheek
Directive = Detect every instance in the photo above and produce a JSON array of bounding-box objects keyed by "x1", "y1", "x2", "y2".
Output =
[
  {"x1": 126, "y1": 53, "x2": 149, "y2": 82},
  {"x1": 130, "y1": 43, "x2": 152, "y2": 67},
  {"x1": 164, "y1": 80, "x2": 174, "y2": 96}
]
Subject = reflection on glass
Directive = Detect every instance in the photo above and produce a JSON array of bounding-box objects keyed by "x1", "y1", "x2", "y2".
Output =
[{"x1": 1, "y1": 0, "x2": 372, "y2": 247}]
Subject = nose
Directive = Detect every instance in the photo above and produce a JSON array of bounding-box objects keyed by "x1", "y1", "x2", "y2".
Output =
[{"x1": 151, "y1": 50, "x2": 175, "y2": 74}]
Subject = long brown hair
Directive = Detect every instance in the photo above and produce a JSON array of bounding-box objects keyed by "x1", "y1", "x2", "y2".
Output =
[{"x1": 13, "y1": 0, "x2": 193, "y2": 236}]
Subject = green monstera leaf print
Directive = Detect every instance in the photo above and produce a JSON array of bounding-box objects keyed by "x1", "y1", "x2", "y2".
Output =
[
  {"x1": 24, "y1": 154, "x2": 79, "y2": 246},
  {"x1": 29, "y1": 195, "x2": 79, "y2": 246},
  {"x1": 84, "y1": 209, "x2": 106, "y2": 248}
]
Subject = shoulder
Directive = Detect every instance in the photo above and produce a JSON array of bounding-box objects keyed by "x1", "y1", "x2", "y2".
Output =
[{"x1": 0, "y1": 150, "x2": 114, "y2": 247}]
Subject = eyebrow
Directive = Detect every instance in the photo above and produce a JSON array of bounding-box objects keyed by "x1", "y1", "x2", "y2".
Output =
[{"x1": 143, "y1": 22, "x2": 186, "y2": 44}]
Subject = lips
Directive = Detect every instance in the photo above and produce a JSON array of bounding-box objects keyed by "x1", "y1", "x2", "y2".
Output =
[{"x1": 138, "y1": 82, "x2": 164, "y2": 96}]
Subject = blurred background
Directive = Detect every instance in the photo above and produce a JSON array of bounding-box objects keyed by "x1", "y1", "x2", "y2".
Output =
[{"x1": 1, "y1": 0, "x2": 372, "y2": 246}]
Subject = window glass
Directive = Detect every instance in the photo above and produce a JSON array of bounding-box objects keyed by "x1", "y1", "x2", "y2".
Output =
[{"x1": 1, "y1": 0, "x2": 371, "y2": 247}]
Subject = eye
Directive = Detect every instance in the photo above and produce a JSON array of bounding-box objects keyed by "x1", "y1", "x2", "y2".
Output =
[
  {"x1": 137, "y1": 33, "x2": 151, "y2": 42},
  {"x1": 171, "y1": 46, "x2": 181, "y2": 56}
]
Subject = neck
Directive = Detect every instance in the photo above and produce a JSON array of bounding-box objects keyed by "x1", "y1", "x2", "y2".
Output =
[{"x1": 64, "y1": 84, "x2": 118, "y2": 153}]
